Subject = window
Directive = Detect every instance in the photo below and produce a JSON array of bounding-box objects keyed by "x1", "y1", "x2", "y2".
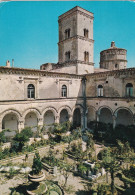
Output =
[
  {"x1": 84, "y1": 29, "x2": 89, "y2": 38},
  {"x1": 61, "y1": 85, "x2": 67, "y2": 97},
  {"x1": 97, "y1": 85, "x2": 103, "y2": 97},
  {"x1": 28, "y1": 84, "x2": 35, "y2": 98},
  {"x1": 65, "y1": 51, "x2": 70, "y2": 61},
  {"x1": 65, "y1": 29, "x2": 70, "y2": 39},
  {"x1": 115, "y1": 64, "x2": 118, "y2": 68},
  {"x1": 126, "y1": 83, "x2": 133, "y2": 97},
  {"x1": 84, "y1": 51, "x2": 89, "y2": 63}
]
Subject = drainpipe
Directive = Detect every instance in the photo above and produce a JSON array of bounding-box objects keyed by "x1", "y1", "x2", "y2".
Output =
[{"x1": 82, "y1": 77, "x2": 87, "y2": 131}]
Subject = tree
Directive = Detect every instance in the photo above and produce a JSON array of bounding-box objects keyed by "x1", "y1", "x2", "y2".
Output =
[
  {"x1": 0, "y1": 129, "x2": 11, "y2": 145},
  {"x1": 102, "y1": 147, "x2": 120, "y2": 195},
  {"x1": 52, "y1": 121, "x2": 70, "y2": 142},
  {"x1": 12, "y1": 127, "x2": 33, "y2": 152},
  {"x1": 58, "y1": 160, "x2": 72, "y2": 187},
  {"x1": 32, "y1": 152, "x2": 42, "y2": 175}
]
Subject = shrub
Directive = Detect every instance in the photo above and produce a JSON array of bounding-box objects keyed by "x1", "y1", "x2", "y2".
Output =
[
  {"x1": 12, "y1": 127, "x2": 33, "y2": 152},
  {"x1": 32, "y1": 152, "x2": 42, "y2": 175}
]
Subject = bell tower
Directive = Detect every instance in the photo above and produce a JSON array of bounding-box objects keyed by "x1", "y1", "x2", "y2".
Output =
[{"x1": 58, "y1": 6, "x2": 94, "y2": 75}]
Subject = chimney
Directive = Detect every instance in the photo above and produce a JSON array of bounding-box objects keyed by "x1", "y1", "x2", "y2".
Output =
[
  {"x1": 111, "y1": 41, "x2": 115, "y2": 48},
  {"x1": 6, "y1": 60, "x2": 10, "y2": 67},
  {"x1": 12, "y1": 59, "x2": 14, "y2": 67}
]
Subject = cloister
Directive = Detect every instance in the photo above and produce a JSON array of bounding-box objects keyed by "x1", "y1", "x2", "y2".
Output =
[{"x1": 1, "y1": 104, "x2": 134, "y2": 136}]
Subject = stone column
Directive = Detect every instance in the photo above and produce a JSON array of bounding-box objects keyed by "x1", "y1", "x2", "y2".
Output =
[
  {"x1": 18, "y1": 119, "x2": 24, "y2": 133},
  {"x1": 55, "y1": 115, "x2": 59, "y2": 123},
  {"x1": 69, "y1": 114, "x2": 72, "y2": 123},
  {"x1": 0, "y1": 119, "x2": 2, "y2": 132},
  {"x1": 113, "y1": 115, "x2": 117, "y2": 129},
  {"x1": 38, "y1": 117, "x2": 43, "y2": 127},
  {"x1": 96, "y1": 111, "x2": 100, "y2": 122},
  {"x1": 133, "y1": 114, "x2": 135, "y2": 126}
]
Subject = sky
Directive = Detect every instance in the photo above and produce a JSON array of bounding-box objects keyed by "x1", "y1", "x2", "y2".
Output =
[{"x1": 0, "y1": 1, "x2": 135, "y2": 69}]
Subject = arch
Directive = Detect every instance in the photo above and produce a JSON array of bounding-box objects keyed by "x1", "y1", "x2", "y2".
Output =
[
  {"x1": 73, "y1": 108, "x2": 81, "y2": 128},
  {"x1": 58, "y1": 106, "x2": 72, "y2": 116},
  {"x1": 98, "y1": 106, "x2": 113, "y2": 115},
  {"x1": 87, "y1": 106, "x2": 97, "y2": 126},
  {"x1": 43, "y1": 110, "x2": 55, "y2": 126},
  {"x1": 27, "y1": 84, "x2": 35, "y2": 99},
  {"x1": 42, "y1": 107, "x2": 57, "y2": 119},
  {"x1": 23, "y1": 108, "x2": 41, "y2": 120},
  {"x1": 2, "y1": 113, "x2": 19, "y2": 137},
  {"x1": 24, "y1": 112, "x2": 38, "y2": 133},
  {"x1": 72, "y1": 104, "x2": 83, "y2": 115},
  {"x1": 114, "y1": 107, "x2": 134, "y2": 126},
  {"x1": 98, "y1": 107, "x2": 113, "y2": 124},
  {"x1": 60, "y1": 109, "x2": 69, "y2": 124},
  {"x1": 0, "y1": 109, "x2": 22, "y2": 121}
]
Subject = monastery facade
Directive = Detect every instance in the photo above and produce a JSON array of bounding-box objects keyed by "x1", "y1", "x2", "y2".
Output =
[{"x1": 0, "y1": 6, "x2": 135, "y2": 136}]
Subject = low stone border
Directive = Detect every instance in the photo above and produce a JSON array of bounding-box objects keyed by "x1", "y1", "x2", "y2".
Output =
[{"x1": 0, "y1": 143, "x2": 68, "y2": 165}]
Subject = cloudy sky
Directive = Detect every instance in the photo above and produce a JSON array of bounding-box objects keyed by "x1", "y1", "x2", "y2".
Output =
[{"x1": 0, "y1": 1, "x2": 135, "y2": 69}]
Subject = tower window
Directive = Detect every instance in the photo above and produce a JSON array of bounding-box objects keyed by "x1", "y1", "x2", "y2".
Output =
[
  {"x1": 28, "y1": 84, "x2": 35, "y2": 98},
  {"x1": 84, "y1": 29, "x2": 89, "y2": 38},
  {"x1": 65, "y1": 29, "x2": 70, "y2": 39},
  {"x1": 65, "y1": 51, "x2": 70, "y2": 61},
  {"x1": 97, "y1": 85, "x2": 103, "y2": 97},
  {"x1": 84, "y1": 51, "x2": 89, "y2": 63},
  {"x1": 126, "y1": 83, "x2": 133, "y2": 97},
  {"x1": 115, "y1": 64, "x2": 118, "y2": 68},
  {"x1": 61, "y1": 85, "x2": 67, "y2": 97}
]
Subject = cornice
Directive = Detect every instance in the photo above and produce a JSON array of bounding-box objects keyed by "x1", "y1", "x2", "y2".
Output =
[
  {"x1": 100, "y1": 59, "x2": 127, "y2": 62},
  {"x1": 85, "y1": 68, "x2": 135, "y2": 78},
  {"x1": 0, "y1": 66, "x2": 83, "y2": 79},
  {"x1": 58, "y1": 60, "x2": 94, "y2": 67},
  {"x1": 58, "y1": 8, "x2": 94, "y2": 22},
  {"x1": 58, "y1": 35, "x2": 94, "y2": 44}
]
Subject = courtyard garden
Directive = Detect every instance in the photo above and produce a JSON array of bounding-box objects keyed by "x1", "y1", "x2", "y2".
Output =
[{"x1": 1, "y1": 122, "x2": 135, "y2": 194}]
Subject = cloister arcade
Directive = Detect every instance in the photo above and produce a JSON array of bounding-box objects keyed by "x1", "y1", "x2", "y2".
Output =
[
  {"x1": 0, "y1": 105, "x2": 83, "y2": 136},
  {"x1": 88, "y1": 106, "x2": 134, "y2": 128},
  {"x1": 1, "y1": 105, "x2": 134, "y2": 137}
]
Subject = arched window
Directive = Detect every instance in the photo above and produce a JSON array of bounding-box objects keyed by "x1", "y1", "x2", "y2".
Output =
[
  {"x1": 65, "y1": 29, "x2": 70, "y2": 39},
  {"x1": 126, "y1": 83, "x2": 133, "y2": 97},
  {"x1": 65, "y1": 51, "x2": 70, "y2": 61},
  {"x1": 61, "y1": 85, "x2": 67, "y2": 97},
  {"x1": 84, "y1": 51, "x2": 89, "y2": 63},
  {"x1": 27, "y1": 84, "x2": 35, "y2": 98},
  {"x1": 84, "y1": 29, "x2": 89, "y2": 38},
  {"x1": 97, "y1": 85, "x2": 103, "y2": 97}
]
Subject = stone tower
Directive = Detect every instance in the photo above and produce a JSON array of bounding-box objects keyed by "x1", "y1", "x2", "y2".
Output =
[
  {"x1": 100, "y1": 41, "x2": 127, "y2": 70},
  {"x1": 58, "y1": 6, "x2": 94, "y2": 75}
]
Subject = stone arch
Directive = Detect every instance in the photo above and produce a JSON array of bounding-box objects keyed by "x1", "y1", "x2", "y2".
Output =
[
  {"x1": 1, "y1": 109, "x2": 21, "y2": 137},
  {"x1": 58, "y1": 106, "x2": 72, "y2": 116},
  {"x1": 0, "y1": 109, "x2": 22, "y2": 121},
  {"x1": 23, "y1": 108, "x2": 41, "y2": 120},
  {"x1": 73, "y1": 108, "x2": 81, "y2": 128},
  {"x1": 98, "y1": 106, "x2": 113, "y2": 115},
  {"x1": 87, "y1": 106, "x2": 96, "y2": 126},
  {"x1": 114, "y1": 107, "x2": 133, "y2": 126},
  {"x1": 42, "y1": 107, "x2": 57, "y2": 119},
  {"x1": 43, "y1": 110, "x2": 56, "y2": 126},
  {"x1": 60, "y1": 109, "x2": 69, "y2": 124},
  {"x1": 23, "y1": 108, "x2": 40, "y2": 133},
  {"x1": 72, "y1": 104, "x2": 83, "y2": 115},
  {"x1": 98, "y1": 106, "x2": 113, "y2": 124}
]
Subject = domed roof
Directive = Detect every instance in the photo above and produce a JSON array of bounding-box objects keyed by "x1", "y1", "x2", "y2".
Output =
[{"x1": 100, "y1": 41, "x2": 127, "y2": 53}]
